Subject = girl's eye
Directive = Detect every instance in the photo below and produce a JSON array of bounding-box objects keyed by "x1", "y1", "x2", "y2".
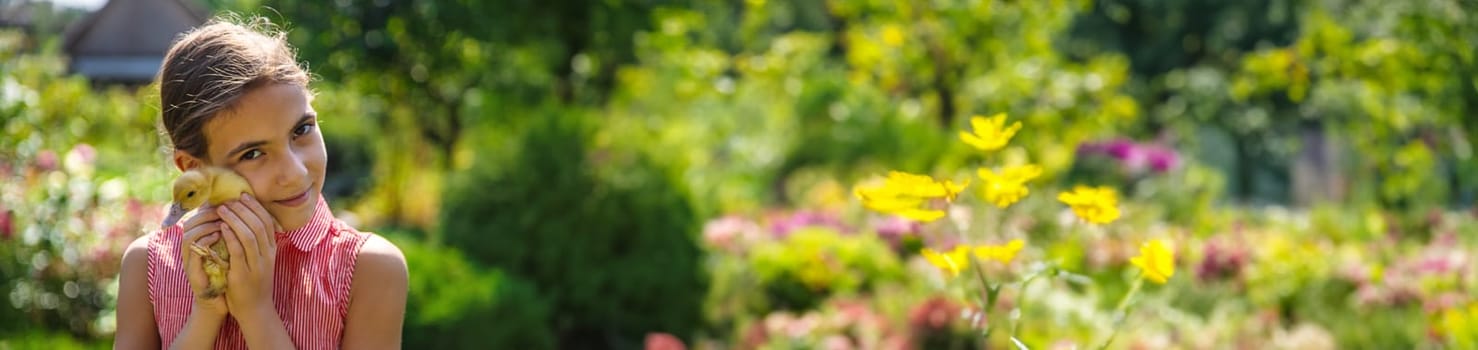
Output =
[
  {"x1": 241, "y1": 149, "x2": 264, "y2": 161},
  {"x1": 293, "y1": 123, "x2": 315, "y2": 137}
]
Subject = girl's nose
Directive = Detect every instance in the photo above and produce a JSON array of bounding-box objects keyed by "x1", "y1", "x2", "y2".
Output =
[{"x1": 276, "y1": 147, "x2": 311, "y2": 187}]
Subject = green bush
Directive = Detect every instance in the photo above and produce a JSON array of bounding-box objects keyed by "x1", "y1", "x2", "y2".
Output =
[
  {"x1": 390, "y1": 233, "x2": 555, "y2": 349},
  {"x1": 749, "y1": 227, "x2": 903, "y2": 312},
  {"x1": 0, "y1": 331, "x2": 108, "y2": 350},
  {"x1": 439, "y1": 114, "x2": 708, "y2": 349}
]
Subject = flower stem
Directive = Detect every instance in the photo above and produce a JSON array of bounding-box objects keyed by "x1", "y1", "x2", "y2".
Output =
[
  {"x1": 1099, "y1": 274, "x2": 1144, "y2": 350},
  {"x1": 972, "y1": 255, "x2": 998, "y2": 339},
  {"x1": 1011, "y1": 271, "x2": 1044, "y2": 338}
]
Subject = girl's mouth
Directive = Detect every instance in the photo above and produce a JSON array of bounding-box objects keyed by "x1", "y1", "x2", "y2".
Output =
[{"x1": 275, "y1": 187, "x2": 312, "y2": 208}]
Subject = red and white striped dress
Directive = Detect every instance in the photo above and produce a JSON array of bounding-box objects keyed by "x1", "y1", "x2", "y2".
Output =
[{"x1": 147, "y1": 196, "x2": 369, "y2": 349}]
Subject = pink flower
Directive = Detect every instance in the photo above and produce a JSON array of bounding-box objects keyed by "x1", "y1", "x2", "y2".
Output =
[
  {"x1": 872, "y1": 216, "x2": 919, "y2": 250},
  {"x1": 64, "y1": 143, "x2": 97, "y2": 175},
  {"x1": 644, "y1": 333, "x2": 686, "y2": 350},
  {"x1": 908, "y1": 296, "x2": 960, "y2": 332},
  {"x1": 1197, "y1": 238, "x2": 1249, "y2": 282},
  {"x1": 1422, "y1": 292, "x2": 1466, "y2": 314},
  {"x1": 67, "y1": 143, "x2": 96, "y2": 166},
  {"x1": 879, "y1": 335, "x2": 913, "y2": 350},
  {"x1": 34, "y1": 150, "x2": 57, "y2": 172},
  {"x1": 821, "y1": 335, "x2": 854, "y2": 350},
  {"x1": 0, "y1": 208, "x2": 12, "y2": 241},
  {"x1": 785, "y1": 313, "x2": 822, "y2": 338},
  {"x1": 831, "y1": 299, "x2": 872, "y2": 327},
  {"x1": 702, "y1": 215, "x2": 761, "y2": 253},
  {"x1": 768, "y1": 210, "x2": 849, "y2": 239},
  {"x1": 742, "y1": 320, "x2": 770, "y2": 349}
]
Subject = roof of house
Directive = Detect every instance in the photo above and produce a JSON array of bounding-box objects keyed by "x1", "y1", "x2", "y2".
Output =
[{"x1": 61, "y1": 0, "x2": 208, "y2": 82}]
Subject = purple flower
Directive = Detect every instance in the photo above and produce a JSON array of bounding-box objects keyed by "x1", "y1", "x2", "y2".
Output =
[
  {"x1": 1103, "y1": 139, "x2": 1137, "y2": 160},
  {"x1": 1144, "y1": 145, "x2": 1181, "y2": 173},
  {"x1": 1076, "y1": 138, "x2": 1182, "y2": 175}
]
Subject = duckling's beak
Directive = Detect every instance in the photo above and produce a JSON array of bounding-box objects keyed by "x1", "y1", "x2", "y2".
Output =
[{"x1": 161, "y1": 203, "x2": 186, "y2": 228}]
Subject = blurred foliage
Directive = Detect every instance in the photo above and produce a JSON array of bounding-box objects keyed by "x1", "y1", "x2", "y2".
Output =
[
  {"x1": 0, "y1": 331, "x2": 108, "y2": 350},
  {"x1": 439, "y1": 115, "x2": 707, "y2": 349},
  {"x1": 1, "y1": 29, "x2": 172, "y2": 341},
  {"x1": 748, "y1": 227, "x2": 903, "y2": 311},
  {"x1": 599, "y1": 0, "x2": 1141, "y2": 216},
  {"x1": 387, "y1": 231, "x2": 555, "y2": 349},
  {"x1": 2, "y1": 0, "x2": 1477, "y2": 346},
  {"x1": 1066, "y1": 0, "x2": 1478, "y2": 211}
]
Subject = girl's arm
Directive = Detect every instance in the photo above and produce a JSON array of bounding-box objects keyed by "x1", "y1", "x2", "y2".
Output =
[
  {"x1": 233, "y1": 306, "x2": 295, "y2": 349},
  {"x1": 114, "y1": 236, "x2": 160, "y2": 350},
  {"x1": 341, "y1": 234, "x2": 408, "y2": 349},
  {"x1": 115, "y1": 230, "x2": 229, "y2": 350},
  {"x1": 168, "y1": 309, "x2": 226, "y2": 350}
]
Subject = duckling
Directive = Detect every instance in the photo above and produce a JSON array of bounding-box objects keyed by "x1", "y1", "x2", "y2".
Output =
[{"x1": 161, "y1": 166, "x2": 253, "y2": 298}]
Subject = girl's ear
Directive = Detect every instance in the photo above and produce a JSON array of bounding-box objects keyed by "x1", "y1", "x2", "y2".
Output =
[{"x1": 173, "y1": 150, "x2": 203, "y2": 172}]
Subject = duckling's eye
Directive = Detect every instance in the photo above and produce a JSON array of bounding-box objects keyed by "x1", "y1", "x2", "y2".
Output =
[
  {"x1": 186, "y1": 191, "x2": 196, "y2": 198},
  {"x1": 240, "y1": 149, "x2": 264, "y2": 161}
]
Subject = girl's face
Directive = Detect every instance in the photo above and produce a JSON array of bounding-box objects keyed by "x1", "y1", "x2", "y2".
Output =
[{"x1": 176, "y1": 83, "x2": 326, "y2": 231}]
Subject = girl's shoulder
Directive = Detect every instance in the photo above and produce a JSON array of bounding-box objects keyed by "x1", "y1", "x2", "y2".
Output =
[
  {"x1": 350, "y1": 231, "x2": 405, "y2": 266},
  {"x1": 124, "y1": 227, "x2": 179, "y2": 265},
  {"x1": 347, "y1": 231, "x2": 407, "y2": 283},
  {"x1": 312, "y1": 220, "x2": 403, "y2": 275},
  {"x1": 120, "y1": 233, "x2": 155, "y2": 274}
]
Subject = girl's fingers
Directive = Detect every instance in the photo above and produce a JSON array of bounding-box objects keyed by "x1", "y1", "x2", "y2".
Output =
[
  {"x1": 180, "y1": 241, "x2": 195, "y2": 272},
  {"x1": 221, "y1": 225, "x2": 249, "y2": 274},
  {"x1": 241, "y1": 194, "x2": 277, "y2": 253},
  {"x1": 181, "y1": 241, "x2": 207, "y2": 297},
  {"x1": 216, "y1": 205, "x2": 259, "y2": 269},
  {"x1": 179, "y1": 205, "x2": 220, "y2": 230},
  {"x1": 179, "y1": 223, "x2": 220, "y2": 263},
  {"x1": 197, "y1": 233, "x2": 219, "y2": 248},
  {"x1": 227, "y1": 201, "x2": 267, "y2": 243}
]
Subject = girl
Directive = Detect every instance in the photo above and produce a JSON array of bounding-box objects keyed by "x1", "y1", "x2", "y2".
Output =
[{"x1": 114, "y1": 15, "x2": 407, "y2": 349}]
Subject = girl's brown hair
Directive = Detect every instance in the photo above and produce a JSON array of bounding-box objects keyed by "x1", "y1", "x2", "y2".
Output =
[{"x1": 158, "y1": 15, "x2": 310, "y2": 159}]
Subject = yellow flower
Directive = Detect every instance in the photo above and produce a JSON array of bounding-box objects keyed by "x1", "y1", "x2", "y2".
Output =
[
  {"x1": 959, "y1": 113, "x2": 1022, "y2": 152},
  {"x1": 1129, "y1": 239, "x2": 1175, "y2": 284},
  {"x1": 1057, "y1": 185, "x2": 1121, "y2": 224},
  {"x1": 854, "y1": 171, "x2": 968, "y2": 222},
  {"x1": 881, "y1": 24, "x2": 905, "y2": 47},
  {"x1": 1439, "y1": 303, "x2": 1478, "y2": 345},
  {"x1": 974, "y1": 239, "x2": 1025, "y2": 264},
  {"x1": 977, "y1": 164, "x2": 1043, "y2": 208},
  {"x1": 921, "y1": 245, "x2": 972, "y2": 278}
]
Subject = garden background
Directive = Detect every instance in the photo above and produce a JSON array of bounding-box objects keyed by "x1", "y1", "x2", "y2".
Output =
[{"x1": 2, "y1": 0, "x2": 1478, "y2": 348}]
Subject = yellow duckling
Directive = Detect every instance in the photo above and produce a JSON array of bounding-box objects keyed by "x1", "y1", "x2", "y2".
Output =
[{"x1": 161, "y1": 166, "x2": 253, "y2": 298}]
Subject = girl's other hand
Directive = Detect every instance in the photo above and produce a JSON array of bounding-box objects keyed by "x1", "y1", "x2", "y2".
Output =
[{"x1": 217, "y1": 194, "x2": 280, "y2": 321}]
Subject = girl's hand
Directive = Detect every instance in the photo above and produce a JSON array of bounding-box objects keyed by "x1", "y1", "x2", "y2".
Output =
[
  {"x1": 217, "y1": 194, "x2": 280, "y2": 321},
  {"x1": 179, "y1": 206, "x2": 228, "y2": 318}
]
